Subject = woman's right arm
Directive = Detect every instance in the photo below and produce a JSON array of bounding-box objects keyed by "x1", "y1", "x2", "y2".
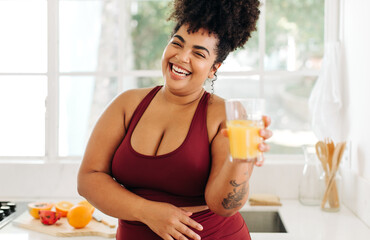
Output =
[
  {"x1": 77, "y1": 90, "x2": 203, "y2": 240},
  {"x1": 77, "y1": 90, "x2": 145, "y2": 220}
]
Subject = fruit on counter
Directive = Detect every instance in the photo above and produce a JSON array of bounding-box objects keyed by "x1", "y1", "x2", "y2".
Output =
[
  {"x1": 39, "y1": 210, "x2": 61, "y2": 225},
  {"x1": 78, "y1": 200, "x2": 95, "y2": 214},
  {"x1": 67, "y1": 205, "x2": 93, "y2": 229},
  {"x1": 55, "y1": 201, "x2": 74, "y2": 217},
  {"x1": 28, "y1": 202, "x2": 54, "y2": 219}
]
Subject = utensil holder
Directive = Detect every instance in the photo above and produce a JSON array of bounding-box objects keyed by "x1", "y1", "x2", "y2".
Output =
[{"x1": 320, "y1": 171, "x2": 341, "y2": 212}]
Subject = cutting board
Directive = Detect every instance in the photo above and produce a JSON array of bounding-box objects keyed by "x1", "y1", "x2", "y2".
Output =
[{"x1": 13, "y1": 211, "x2": 117, "y2": 238}]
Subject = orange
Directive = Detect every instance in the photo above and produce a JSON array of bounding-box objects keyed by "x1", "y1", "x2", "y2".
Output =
[
  {"x1": 78, "y1": 200, "x2": 95, "y2": 214},
  {"x1": 67, "y1": 205, "x2": 92, "y2": 229},
  {"x1": 28, "y1": 202, "x2": 54, "y2": 219},
  {"x1": 55, "y1": 201, "x2": 74, "y2": 217}
]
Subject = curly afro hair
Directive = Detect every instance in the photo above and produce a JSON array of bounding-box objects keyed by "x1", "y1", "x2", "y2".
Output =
[{"x1": 168, "y1": 0, "x2": 260, "y2": 64}]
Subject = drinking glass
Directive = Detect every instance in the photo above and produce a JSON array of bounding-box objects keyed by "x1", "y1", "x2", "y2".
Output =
[{"x1": 225, "y1": 98, "x2": 265, "y2": 163}]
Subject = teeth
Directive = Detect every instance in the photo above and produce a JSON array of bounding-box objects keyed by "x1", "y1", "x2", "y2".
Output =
[
  {"x1": 172, "y1": 69, "x2": 186, "y2": 76},
  {"x1": 172, "y1": 64, "x2": 190, "y2": 76}
]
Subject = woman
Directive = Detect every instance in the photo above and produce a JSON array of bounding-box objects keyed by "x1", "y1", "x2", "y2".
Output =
[{"x1": 78, "y1": 0, "x2": 271, "y2": 239}]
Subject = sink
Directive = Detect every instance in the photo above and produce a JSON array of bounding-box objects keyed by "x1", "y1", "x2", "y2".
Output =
[{"x1": 239, "y1": 211, "x2": 287, "y2": 233}]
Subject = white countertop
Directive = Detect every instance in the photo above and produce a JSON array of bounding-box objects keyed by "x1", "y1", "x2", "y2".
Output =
[
  {"x1": 242, "y1": 200, "x2": 370, "y2": 240},
  {"x1": 1, "y1": 200, "x2": 369, "y2": 240}
]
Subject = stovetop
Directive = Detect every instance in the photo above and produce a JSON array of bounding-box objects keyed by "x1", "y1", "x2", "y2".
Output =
[{"x1": 0, "y1": 201, "x2": 28, "y2": 230}]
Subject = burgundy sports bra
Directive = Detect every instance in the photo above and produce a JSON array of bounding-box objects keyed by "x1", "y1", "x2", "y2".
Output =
[{"x1": 111, "y1": 86, "x2": 211, "y2": 207}]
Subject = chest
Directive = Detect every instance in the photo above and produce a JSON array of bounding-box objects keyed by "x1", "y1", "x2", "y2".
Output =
[
  {"x1": 112, "y1": 100, "x2": 212, "y2": 197},
  {"x1": 130, "y1": 99, "x2": 215, "y2": 156}
]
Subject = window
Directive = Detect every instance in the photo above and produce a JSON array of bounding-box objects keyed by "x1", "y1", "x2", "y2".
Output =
[
  {"x1": 0, "y1": 0, "x2": 324, "y2": 159},
  {"x1": 0, "y1": 0, "x2": 47, "y2": 157}
]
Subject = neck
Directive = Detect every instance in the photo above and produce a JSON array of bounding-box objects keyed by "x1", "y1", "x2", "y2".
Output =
[{"x1": 160, "y1": 86, "x2": 205, "y2": 106}]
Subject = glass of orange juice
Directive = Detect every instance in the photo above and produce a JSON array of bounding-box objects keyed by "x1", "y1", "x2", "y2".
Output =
[{"x1": 225, "y1": 98, "x2": 265, "y2": 162}]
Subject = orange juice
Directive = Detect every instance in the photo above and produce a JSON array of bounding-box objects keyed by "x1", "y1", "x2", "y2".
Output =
[{"x1": 227, "y1": 120, "x2": 263, "y2": 160}]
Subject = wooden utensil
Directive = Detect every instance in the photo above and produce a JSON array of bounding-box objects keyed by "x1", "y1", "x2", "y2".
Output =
[
  {"x1": 324, "y1": 138, "x2": 337, "y2": 206},
  {"x1": 315, "y1": 141, "x2": 329, "y2": 176},
  {"x1": 315, "y1": 141, "x2": 335, "y2": 203},
  {"x1": 326, "y1": 138, "x2": 335, "y2": 170},
  {"x1": 321, "y1": 142, "x2": 346, "y2": 209}
]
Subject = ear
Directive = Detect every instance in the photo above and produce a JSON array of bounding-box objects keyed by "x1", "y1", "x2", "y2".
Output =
[{"x1": 208, "y1": 63, "x2": 222, "y2": 79}]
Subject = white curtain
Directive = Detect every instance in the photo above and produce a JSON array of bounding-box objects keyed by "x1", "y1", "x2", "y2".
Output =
[{"x1": 308, "y1": 0, "x2": 346, "y2": 142}]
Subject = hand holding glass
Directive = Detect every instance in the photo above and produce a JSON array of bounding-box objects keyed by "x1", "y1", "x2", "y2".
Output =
[{"x1": 225, "y1": 99, "x2": 265, "y2": 163}]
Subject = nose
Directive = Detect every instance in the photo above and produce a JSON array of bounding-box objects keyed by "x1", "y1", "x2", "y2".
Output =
[{"x1": 176, "y1": 49, "x2": 190, "y2": 63}]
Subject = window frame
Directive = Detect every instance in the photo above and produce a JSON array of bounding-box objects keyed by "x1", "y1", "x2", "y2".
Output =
[{"x1": 0, "y1": 0, "x2": 323, "y2": 162}]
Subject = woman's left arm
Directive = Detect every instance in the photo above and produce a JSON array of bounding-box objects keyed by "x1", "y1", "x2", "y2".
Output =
[{"x1": 205, "y1": 116, "x2": 272, "y2": 217}]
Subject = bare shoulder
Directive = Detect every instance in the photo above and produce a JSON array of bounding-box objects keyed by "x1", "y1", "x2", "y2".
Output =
[
  {"x1": 115, "y1": 87, "x2": 153, "y2": 106},
  {"x1": 114, "y1": 87, "x2": 154, "y2": 111},
  {"x1": 109, "y1": 87, "x2": 157, "y2": 127},
  {"x1": 207, "y1": 94, "x2": 226, "y2": 141},
  {"x1": 207, "y1": 94, "x2": 226, "y2": 118}
]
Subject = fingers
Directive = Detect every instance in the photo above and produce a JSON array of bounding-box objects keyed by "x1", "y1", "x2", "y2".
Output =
[
  {"x1": 162, "y1": 234, "x2": 175, "y2": 240},
  {"x1": 160, "y1": 220, "x2": 202, "y2": 240},
  {"x1": 259, "y1": 128, "x2": 273, "y2": 140},
  {"x1": 181, "y1": 215, "x2": 203, "y2": 232},
  {"x1": 166, "y1": 219, "x2": 201, "y2": 240},
  {"x1": 258, "y1": 141, "x2": 270, "y2": 152},
  {"x1": 173, "y1": 225, "x2": 201, "y2": 240},
  {"x1": 145, "y1": 203, "x2": 203, "y2": 240},
  {"x1": 176, "y1": 213, "x2": 202, "y2": 240},
  {"x1": 258, "y1": 117, "x2": 272, "y2": 157},
  {"x1": 255, "y1": 157, "x2": 265, "y2": 167},
  {"x1": 181, "y1": 210, "x2": 193, "y2": 217},
  {"x1": 262, "y1": 115, "x2": 271, "y2": 128},
  {"x1": 171, "y1": 210, "x2": 203, "y2": 240}
]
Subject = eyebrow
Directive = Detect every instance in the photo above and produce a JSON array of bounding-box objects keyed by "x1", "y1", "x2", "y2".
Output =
[{"x1": 173, "y1": 34, "x2": 210, "y2": 56}]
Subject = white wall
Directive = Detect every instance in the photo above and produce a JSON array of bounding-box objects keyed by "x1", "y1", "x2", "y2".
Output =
[
  {"x1": 341, "y1": 0, "x2": 370, "y2": 227},
  {"x1": 0, "y1": 161, "x2": 80, "y2": 200}
]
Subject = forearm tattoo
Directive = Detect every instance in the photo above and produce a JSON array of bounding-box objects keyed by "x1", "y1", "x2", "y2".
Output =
[{"x1": 222, "y1": 180, "x2": 248, "y2": 209}]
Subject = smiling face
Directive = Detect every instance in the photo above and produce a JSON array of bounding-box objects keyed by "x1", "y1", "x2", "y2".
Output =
[{"x1": 161, "y1": 24, "x2": 221, "y2": 95}]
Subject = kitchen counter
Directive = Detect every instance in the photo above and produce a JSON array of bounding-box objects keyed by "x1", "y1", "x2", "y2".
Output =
[
  {"x1": 1, "y1": 200, "x2": 369, "y2": 240},
  {"x1": 241, "y1": 200, "x2": 370, "y2": 240}
]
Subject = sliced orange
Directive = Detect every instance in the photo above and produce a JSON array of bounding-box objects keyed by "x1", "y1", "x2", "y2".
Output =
[
  {"x1": 78, "y1": 200, "x2": 95, "y2": 214},
  {"x1": 28, "y1": 202, "x2": 54, "y2": 219},
  {"x1": 55, "y1": 201, "x2": 74, "y2": 217},
  {"x1": 67, "y1": 205, "x2": 92, "y2": 229}
]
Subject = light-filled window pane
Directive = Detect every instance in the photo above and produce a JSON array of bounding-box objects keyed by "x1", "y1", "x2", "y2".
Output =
[
  {"x1": 59, "y1": 76, "x2": 118, "y2": 156},
  {"x1": 129, "y1": 0, "x2": 173, "y2": 70},
  {"x1": 0, "y1": 76, "x2": 46, "y2": 156},
  {"x1": 265, "y1": 75, "x2": 318, "y2": 154},
  {"x1": 265, "y1": 0, "x2": 324, "y2": 71},
  {"x1": 0, "y1": 0, "x2": 47, "y2": 73},
  {"x1": 213, "y1": 76, "x2": 261, "y2": 99},
  {"x1": 122, "y1": 76, "x2": 163, "y2": 91},
  {"x1": 59, "y1": 0, "x2": 119, "y2": 72},
  {"x1": 221, "y1": 31, "x2": 259, "y2": 71}
]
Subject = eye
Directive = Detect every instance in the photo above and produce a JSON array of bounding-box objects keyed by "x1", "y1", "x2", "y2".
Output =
[
  {"x1": 171, "y1": 41, "x2": 182, "y2": 47},
  {"x1": 195, "y1": 52, "x2": 206, "y2": 58}
]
